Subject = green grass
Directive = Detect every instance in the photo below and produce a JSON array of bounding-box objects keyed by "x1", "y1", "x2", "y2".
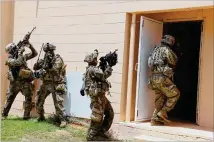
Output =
[{"x1": 1, "y1": 115, "x2": 87, "y2": 142}]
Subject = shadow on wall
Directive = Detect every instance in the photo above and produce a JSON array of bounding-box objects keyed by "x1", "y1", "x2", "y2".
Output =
[{"x1": 64, "y1": 72, "x2": 91, "y2": 119}]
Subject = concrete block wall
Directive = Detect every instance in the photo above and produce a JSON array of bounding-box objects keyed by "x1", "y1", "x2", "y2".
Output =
[{"x1": 12, "y1": 1, "x2": 213, "y2": 123}]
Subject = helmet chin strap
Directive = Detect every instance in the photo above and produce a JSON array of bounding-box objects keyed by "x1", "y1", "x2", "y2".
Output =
[{"x1": 161, "y1": 42, "x2": 173, "y2": 48}]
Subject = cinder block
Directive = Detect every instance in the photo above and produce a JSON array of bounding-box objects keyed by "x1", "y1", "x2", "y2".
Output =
[
  {"x1": 110, "y1": 82, "x2": 122, "y2": 94},
  {"x1": 106, "y1": 92, "x2": 121, "y2": 104},
  {"x1": 111, "y1": 102, "x2": 121, "y2": 114}
]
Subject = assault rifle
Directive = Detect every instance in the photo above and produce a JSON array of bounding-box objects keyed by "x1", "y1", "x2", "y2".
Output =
[
  {"x1": 8, "y1": 27, "x2": 36, "y2": 80},
  {"x1": 33, "y1": 44, "x2": 53, "y2": 78},
  {"x1": 13, "y1": 26, "x2": 36, "y2": 59},
  {"x1": 98, "y1": 49, "x2": 118, "y2": 72}
]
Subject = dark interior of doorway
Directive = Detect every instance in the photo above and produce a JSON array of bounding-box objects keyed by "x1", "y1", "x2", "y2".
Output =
[{"x1": 163, "y1": 21, "x2": 202, "y2": 123}]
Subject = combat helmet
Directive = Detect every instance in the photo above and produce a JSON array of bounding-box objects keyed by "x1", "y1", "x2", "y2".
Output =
[
  {"x1": 5, "y1": 43, "x2": 17, "y2": 54},
  {"x1": 84, "y1": 49, "x2": 99, "y2": 63},
  {"x1": 161, "y1": 35, "x2": 175, "y2": 47},
  {"x1": 43, "y1": 43, "x2": 56, "y2": 52}
]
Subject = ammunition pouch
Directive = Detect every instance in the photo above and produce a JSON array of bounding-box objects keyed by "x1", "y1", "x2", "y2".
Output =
[
  {"x1": 55, "y1": 83, "x2": 67, "y2": 92},
  {"x1": 162, "y1": 67, "x2": 173, "y2": 79},
  {"x1": 95, "y1": 82, "x2": 109, "y2": 93},
  {"x1": 18, "y1": 69, "x2": 32, "y2": 78},
  {"x1": 19, "y1": 68, "x2": 35, "y2": 82}
]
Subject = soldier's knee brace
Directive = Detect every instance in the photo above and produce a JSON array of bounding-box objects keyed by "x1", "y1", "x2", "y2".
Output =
[
  {"x1": 91, "y1": 105, "x2": 103, "y2": 123},
  {"x1": 91, "y1": 111, "x2": 103, "y2": 123}
]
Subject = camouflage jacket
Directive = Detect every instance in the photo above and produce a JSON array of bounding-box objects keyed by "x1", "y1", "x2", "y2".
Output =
[
  {"x1": 33, "y1": 54, "x2": 66, "y2": 83},
  {"x1": 148, "y1": 45, "x2": 178, "y2": 78},
  {"x1": 6, "y1": 44, "x2": 38, "y2": 82},
  {"x1": 83, "y1": 65, "x2": 112, "y2": 96}
]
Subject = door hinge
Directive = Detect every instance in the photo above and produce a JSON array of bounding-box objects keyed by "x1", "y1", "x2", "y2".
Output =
[{"x1": 141, "y1": 20, "x2": 144, "y2": 27}]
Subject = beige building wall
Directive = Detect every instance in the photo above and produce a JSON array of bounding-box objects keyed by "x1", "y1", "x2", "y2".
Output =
[
  {"x1": 1, "y1": 1, "x2": 14, "y2": 108},
  {"x1": 11, "y1": 1, "x2": 213, "y2": 127}
]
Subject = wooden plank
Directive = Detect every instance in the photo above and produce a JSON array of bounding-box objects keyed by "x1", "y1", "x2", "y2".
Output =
[
  {"x1": 126, "y1": 14, "x2": 137, "y2": 122},
  {"x1": 120, "y1": 13, "x2": 132, "y2": 121}
]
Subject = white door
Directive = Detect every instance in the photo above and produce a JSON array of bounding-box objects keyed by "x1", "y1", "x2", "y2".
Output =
[{"x1": 135, "y1": 16, "x2": 163, "y2": 121}]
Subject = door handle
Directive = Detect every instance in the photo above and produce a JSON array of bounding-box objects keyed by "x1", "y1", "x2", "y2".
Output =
[{"x1": 135, "y1": 63, "x2": 138, "y2": 71}]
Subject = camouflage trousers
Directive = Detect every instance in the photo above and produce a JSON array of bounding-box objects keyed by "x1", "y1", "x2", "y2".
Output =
[
  {"x1": 148, "y1": 74, "x2": 180, "y2": 123},
  {"x1": 87, "y1": 94, "x2": 114, "y2": 141},
  {"x1": 35, "y1": 81, "x2": 66, "y2": 121},
  {"x1": 2, "y1": 81, "x2": 34, "y2": 118}
]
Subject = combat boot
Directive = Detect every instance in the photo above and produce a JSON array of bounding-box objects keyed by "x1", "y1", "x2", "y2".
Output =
[
  {"x1": 23, "y1": 116, "x2": 31, "y2": 120},
  {"x1": 157, "y1": 110, "x2": 171, "y2": 123},
  {"x1": 60, "y1": 120, "x2": 67, "y2": 128},
  {"x1": 86, "y1": 135, "x2": 109, "y2": 141},
  {"x1": 98, "y1": 132, "x2": 109, "y2": 139},
  {"x1": 151, "y1": 119, "x2": 165, "y2": 126},
  {"x1": 37, "y1": 114, "x2": 45, "y2": 121},
  {"x1": 98, "y1": 129, "x2": 110, "y2": 139},
  {"x1": 1, "y1": 115, "x2": 7, "y2": 120}
]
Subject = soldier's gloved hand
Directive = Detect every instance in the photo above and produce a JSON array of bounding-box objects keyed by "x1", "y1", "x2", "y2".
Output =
[
  {"x1": 23, "y1": 40, "x2": 29, "y2": 45},
  {"x1": 80, "y1": 89, "x2": 85, "y2": 96},
  {"x1": 106, "y1": 66, "x2": 113, "y2": 71},
  {"x1": 37, "y1": 59, "x2": 44, "y2": 65},
  {"x1": 108, "y1": 58, "x2": 117, "y2": 67},
  {"x1": 33, "y1": 71, "x2": 41, "y2": 78},
  {"x1": 5, "y1": 60, "x2": 9, "y2": 65},
  {"x1": 39, "y1": 69, "x2": 47, "y2": 77},
  {"x1": 18, "y1": 47, "x2": 25, "y2": 55}
]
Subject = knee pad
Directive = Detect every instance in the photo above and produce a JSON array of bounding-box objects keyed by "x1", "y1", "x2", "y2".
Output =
[{"x1": 91, "y1": 111, "x2": 103, "y2": 123}]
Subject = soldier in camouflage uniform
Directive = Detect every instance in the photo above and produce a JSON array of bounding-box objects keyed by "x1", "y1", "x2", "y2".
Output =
[
  {"x1": 2, "y1": 41, "x2": 38, "y2": 120},
  {"x1": 33, "y1": 43, "x2": 67, "y2": 128},
  {"x1": 83, "y1": 49, "x2": 114, "y2": 141},
  {"x1": 147, "y1": 35, "x2": 180, "y2": 125}
]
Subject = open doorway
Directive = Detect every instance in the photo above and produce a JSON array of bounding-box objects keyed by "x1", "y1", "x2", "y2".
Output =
[
  {"x1": 163, "y1": 21, "x2": 203, "y2": 123},
  {"x1": 134, "y1": 17, "x2": 203, "y2": 123}
]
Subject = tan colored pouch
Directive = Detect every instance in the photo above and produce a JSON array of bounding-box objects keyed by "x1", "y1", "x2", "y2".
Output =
[
  {"x1": 55, "y1": 84, "x2": 67, "y2": 92},
  {"x1": 18, "y1": 69, "x2": 32, "y2": 78}
]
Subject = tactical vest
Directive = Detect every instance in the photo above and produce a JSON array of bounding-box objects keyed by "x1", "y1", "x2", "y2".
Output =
[
  {"x1": 84, "y1": 66, "x2": 110, "y2": 96},
  {"x1": 7, "y1": 55, "x2": 34, "y2": 82},
  {"x1": 148, "y1": 45, "x2": 176, "y2": 78},
  {"x1": 42, "y1": 54, "x2": 66, "y2": 83}
]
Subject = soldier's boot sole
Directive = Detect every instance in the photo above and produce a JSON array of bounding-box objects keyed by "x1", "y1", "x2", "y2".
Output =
[
  {"x1": 151, "y1": 119, "x2": 165, "y2": 126},
  {"x1": 23, "y1": 116, "x2": 31, "y2": 120},
  {"x1": 37, "y1": 115, "x2": 45, "y2": 122},
  {"x1": 86, "y1": 136, "x2": 109, "y2": 141}
]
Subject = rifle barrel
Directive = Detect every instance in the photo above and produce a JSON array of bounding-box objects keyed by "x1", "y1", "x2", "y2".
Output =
[{"x1": 29, "y1": 27, "x2": 36, "y2": 35}]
